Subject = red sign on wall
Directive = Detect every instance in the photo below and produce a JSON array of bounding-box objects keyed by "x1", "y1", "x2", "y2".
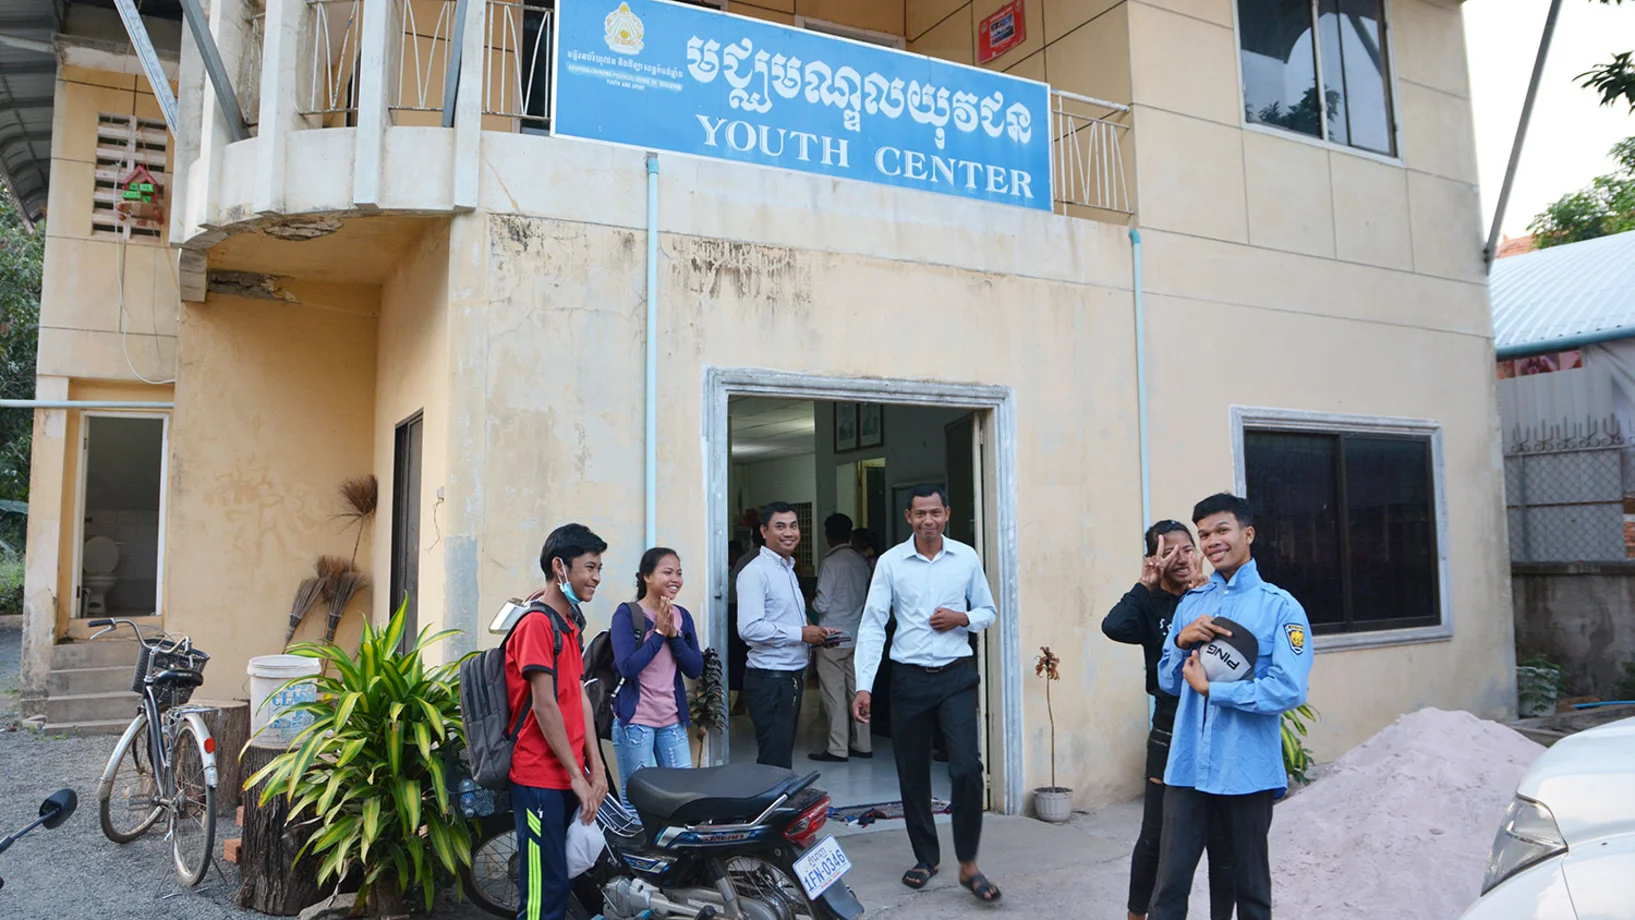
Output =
[{"x1": 977, "y1": 1, "x2": 1026, "y2": 64}]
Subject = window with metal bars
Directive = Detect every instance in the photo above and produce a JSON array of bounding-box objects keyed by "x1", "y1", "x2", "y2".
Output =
[
  {"x1": 1236, "y1": 0, "x2": 1396, "y2": 156},
  {"x1": 1243, "y1": 428, "x2": 1438, "y2": 633},
  {"x1": 92, "y1": 113, "x2": 169, "y2": 243}
]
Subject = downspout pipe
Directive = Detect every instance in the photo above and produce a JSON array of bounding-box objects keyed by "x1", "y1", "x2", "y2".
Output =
[
  {"x1": 1483, "y1": 0, "x2": 1562, "y2": 270},
  {"x1": 1130, "y1": 228, "x2": 1151, "y2": 528},
  {"x1": 0, "y1": 400, "x2": 175, "y2": 410},
  {"x1": 645, "y1": 154, "x2": 659, "y2": 548},
  {"x1": 1495, "y1": 327, "x2": 1635, "y2": 361}
]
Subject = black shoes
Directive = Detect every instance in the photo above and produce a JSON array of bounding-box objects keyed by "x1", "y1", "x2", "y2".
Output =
[
  {"x1": 809, "y1": 752, "x2": 849, "y2": 763},
  {"x1": 849, "y1": 749, "x2": 874, "y2": 759}
]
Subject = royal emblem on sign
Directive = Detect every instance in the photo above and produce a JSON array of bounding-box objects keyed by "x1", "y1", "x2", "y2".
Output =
[{"x1": 604, "y1": 2, "x2": 644, "y2": 55}]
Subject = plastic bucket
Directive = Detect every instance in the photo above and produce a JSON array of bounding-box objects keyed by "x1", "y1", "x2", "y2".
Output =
[{"x1": 248, "y1": 655, "x2": 322, "y2": 748}]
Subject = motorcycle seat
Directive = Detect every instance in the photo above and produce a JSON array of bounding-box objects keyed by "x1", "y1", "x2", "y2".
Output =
[{"x1": 626, "y1": 763, "x2": 800, "y2": 827}]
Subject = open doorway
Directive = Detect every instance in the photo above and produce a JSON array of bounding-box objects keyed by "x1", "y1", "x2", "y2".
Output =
[
  {"x1": 74, "y1": 414, "x2": 168, "y2": 620},
  {"x1": 720, "y1": 394, "x2": 993, "y2": 820}
]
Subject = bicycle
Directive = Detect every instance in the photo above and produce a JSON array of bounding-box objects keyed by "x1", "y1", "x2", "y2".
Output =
[{"x1": 89, "y1": 617, "x2": 220, "y2": 886}]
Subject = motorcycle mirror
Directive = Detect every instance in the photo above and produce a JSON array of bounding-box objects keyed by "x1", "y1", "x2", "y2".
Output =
[{"x1": 39, "y1": 789, "x2": 77, "y2": 829}]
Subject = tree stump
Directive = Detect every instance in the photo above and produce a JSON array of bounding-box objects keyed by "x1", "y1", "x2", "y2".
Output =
[
  {"x1": 237, "y1": 743, "x2": 324, "y2": 915},
  {"x1": 191, "y1": 699, "x2": 250, "y2": 814}
]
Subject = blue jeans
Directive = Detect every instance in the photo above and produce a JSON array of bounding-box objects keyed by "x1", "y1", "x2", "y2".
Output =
[
  {"x1": 511, "y1": 783, "x2": 578, "y2": 920},
  {"x1": 612, "y1": 720, "x2": 692, "y2": 807}
]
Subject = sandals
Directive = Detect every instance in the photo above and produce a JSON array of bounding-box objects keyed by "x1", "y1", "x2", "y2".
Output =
[
  {"x1": 901, "y1": 863, "x2": 938, "y2": 890},
  {"x1": 960, "y1": 873, "x2": 1002, "y2": 902}
]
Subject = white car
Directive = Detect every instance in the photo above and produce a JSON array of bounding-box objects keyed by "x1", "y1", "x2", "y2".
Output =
[{"x1": 1459, "y1": 715, "x2": 1635, "y2": 920}]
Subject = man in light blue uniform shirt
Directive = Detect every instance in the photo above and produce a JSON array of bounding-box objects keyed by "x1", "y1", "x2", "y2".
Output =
[
  {"x1": 1150, "y1": 493, "x2": 1311, "y2": 920},
  {"x1": 852, "y1": 484, "x2": 1001, "y2": 903}
]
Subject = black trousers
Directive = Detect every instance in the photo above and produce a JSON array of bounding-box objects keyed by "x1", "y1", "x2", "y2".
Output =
[
  {"x1": 1129, "y1": 729, "x2": 1234, "y2": 918},
  {"x1": 890, "y1": 661, "x2": 983, "y2": 867},
  {"x1": 1150, "y1": 786, "x2": 1275, "y2": 920},
  {"x1": 743, "y1": 666, "x2": 805, "y2": 769}
]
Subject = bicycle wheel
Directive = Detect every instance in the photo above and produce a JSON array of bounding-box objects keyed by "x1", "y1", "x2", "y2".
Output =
[
  {"x1": 170, "y1": 723, "x2": 216, "y2": 886},
  {"x1": 462, "y1": 821, "x2": 520, "y2": 918},
  {"x1": 99, "y1": 712, "x2": 163, "y2": 843}
]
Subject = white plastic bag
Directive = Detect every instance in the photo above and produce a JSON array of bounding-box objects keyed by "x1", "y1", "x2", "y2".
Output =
[{"x1": 566, "y1": 809, "x2": 607, "y2": 878}]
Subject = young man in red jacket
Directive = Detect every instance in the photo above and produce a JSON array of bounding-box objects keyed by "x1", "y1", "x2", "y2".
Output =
[{"x1": 507, "y1": 523, "x2": 611, "y2": 920}]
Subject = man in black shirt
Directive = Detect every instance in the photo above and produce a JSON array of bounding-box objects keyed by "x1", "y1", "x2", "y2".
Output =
[{"x1": 1102, "y1": 520, "x2": 1232, "y2": 920}]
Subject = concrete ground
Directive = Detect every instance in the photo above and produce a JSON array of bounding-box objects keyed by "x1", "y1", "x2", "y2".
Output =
[{"x1": 0, "y1": 616, "x2": 1142, "y2": 918}]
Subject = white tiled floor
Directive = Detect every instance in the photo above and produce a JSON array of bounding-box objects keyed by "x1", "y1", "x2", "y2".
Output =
[{"x1": 724, "y1": 689, "x2": 953, "y2": 809}]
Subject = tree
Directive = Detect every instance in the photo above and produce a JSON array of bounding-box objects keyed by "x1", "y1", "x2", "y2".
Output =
[
  {"x1": 0, "y1": 189, "x2": 43, "y2": 549},
  {"x1": 1582, "y1": 0, "x2": 1634, "y2": 110},
  {"x1": 1527, "y1": 136, "x2": 1635, "y2": 247}
]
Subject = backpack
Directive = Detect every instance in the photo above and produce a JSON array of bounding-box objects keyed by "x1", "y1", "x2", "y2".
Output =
[
  {"x1": 459, "y1": 601, "x2": 572, "y2": 791},
  {"x1": 581, "y1": 603, "x2": 649, "y2": 742}
]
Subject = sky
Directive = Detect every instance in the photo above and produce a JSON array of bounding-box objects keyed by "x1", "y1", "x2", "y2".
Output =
[{"x1": 1465, "y1": 0, "x2": 1635, "y2": 241}]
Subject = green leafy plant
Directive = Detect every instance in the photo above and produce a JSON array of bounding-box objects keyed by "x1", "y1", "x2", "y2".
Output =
[
  {"x1": 1281, "y1": 704, "x2": 1318, "y2": 786},
  {"x1": 246, "y1": 601, "x2": 473, "y2": 914}
]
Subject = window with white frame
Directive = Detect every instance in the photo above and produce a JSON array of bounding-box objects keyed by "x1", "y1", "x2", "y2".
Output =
[
  {"x1": 1236, "y1": 0, "x2": 1396, "y2": 156},
  {"x1": 1238, "y1": 412, "x2": 1443, "y2": 636}
]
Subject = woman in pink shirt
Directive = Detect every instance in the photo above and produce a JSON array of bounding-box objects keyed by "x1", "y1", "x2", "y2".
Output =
[{"x1": 610, "y1": 547, "x2": 705, "y2": 807}]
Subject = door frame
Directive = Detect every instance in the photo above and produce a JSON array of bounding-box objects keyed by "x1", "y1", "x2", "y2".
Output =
[
  {"x1": 703, "y1": 367, "x2": 1024, "y2": 814},
  {"x1": 389, "y1": 411, "x2": 425, "y2": 649},
  {"x1": 68, "y1": 411, "x2": 171, "y2": 635}
]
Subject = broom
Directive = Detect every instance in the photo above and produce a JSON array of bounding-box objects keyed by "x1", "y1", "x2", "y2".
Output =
[
  {"x1": 325, "y1": 570, "x2": 368, "y2": 642},
  {"x1": 338, "y1": 475, "x2": 378, "y2": 568},
  {"x1": 284, "y1": 577, "x2": 326, "y2": 645},
  {"x1": 315, "y1": 556, "x2": 351, "y2": 599}
]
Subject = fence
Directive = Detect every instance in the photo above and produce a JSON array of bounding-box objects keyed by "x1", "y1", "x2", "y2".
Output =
[
  {"x1": 393, "y1": 0, "x2": 458, "y2": 117},
  {"x1": 482, "y1": 0, "x2": 552, "y2": 126},
  {"x1": 300, "y1": 0, "x2": 364, "y2": 121},
  {"x1": 1050, "y1": 89, "x2": 1132, "y2": 215},
  {"x1": 1504, "y1": 418, "x2": 1629, "y2": 563}
]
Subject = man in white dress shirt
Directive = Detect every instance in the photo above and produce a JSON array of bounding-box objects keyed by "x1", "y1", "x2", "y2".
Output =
[
  {"x1": 737, "y1": 501, "x2": 838, "y2": 768},
  {"x1": 853, "y1": 484, "x2": 1001, "y2": 903},
  {"x1": 810, "y1": 512, "x2": 873, "y2": 764}
]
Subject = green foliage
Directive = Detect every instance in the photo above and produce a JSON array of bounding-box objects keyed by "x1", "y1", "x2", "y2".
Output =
[
  {"x1": 1528, "y1": 138, "x2": 1635, "y2": 248},
  {"x1": 1281, "y1": 704, "x2": 1318, "y2": 786},
  {"x1": 0, "y1": 552, "x2": 22, "y2": 616},
  {"x1": 245, "y1": 601, "x2": 474, "y2": 912},
  {"x1": 1582, "y1": 1, "x2": 1634, "y2": 112},
  {"x1": 0, "y1": 191, "x2": 44, "y2": 549}
]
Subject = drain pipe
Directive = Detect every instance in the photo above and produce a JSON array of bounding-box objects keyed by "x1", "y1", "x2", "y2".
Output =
[
  {"x1": 0, "y1": 400, "x2": 175, "y2": 410},
  {"x1": 1483, "y1": 0, "x2": 1562, "y2": 269},
  {"x1": 1130, "y1": 228, "x2": 1151, "y2": 527},
  {"x1": 645, "y1": 153, "x2": 659, "y2": 548}
]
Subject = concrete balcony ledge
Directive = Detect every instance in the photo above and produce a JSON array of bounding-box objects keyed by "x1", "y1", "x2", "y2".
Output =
[{"x1": 190, "y1": 126, "x2": 1133, "y2": 293}]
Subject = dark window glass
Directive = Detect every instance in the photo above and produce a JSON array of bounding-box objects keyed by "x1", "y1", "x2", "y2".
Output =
[
  {"x1": 1344, "y1": 436, "x2": 1436, "y2": 625},
  {"x1": 1245, "y1": 429, "x2": 1439, "y2": 634},
  {"x1": 1245, "y1": 432, "x2": 1345, "y2": 627},
  {"x1": 1239, "y1": 0, "x2": 1395, "y2": 154},
  {"x1": 1237, "y1": 0, "x2": 1322, "y2": 138},
  {"x1": 1318, "y1": 0, "x2": 1395, "y2": 155}
]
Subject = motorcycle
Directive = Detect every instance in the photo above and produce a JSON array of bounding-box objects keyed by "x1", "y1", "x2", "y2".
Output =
[
  {"x1": 0, "y1": 790, "x2": 78, "y2": 893},
  {"x1": 461, "y1": 763, "x2": 864, "y2": 920}
]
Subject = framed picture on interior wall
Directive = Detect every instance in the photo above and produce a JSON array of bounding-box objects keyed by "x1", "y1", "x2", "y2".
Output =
[
  {"x1": 834, "y1": 402, "x2": 859, "y2": 453},
  {"x1": 859, "y1": 403, "x2": 884, "y2": 448}
]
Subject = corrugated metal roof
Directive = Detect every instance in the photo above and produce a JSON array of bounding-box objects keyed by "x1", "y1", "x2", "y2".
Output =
[
  {"x1": 0, "y1": 0, "x2": 64, "y2": 221},
  {"x1": 1490, "y1": 230, "x2": 1635, "y2": 353}
]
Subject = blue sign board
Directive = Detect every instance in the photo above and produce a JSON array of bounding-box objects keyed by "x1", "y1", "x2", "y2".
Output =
[{"x1": 553, "y1": 0, "x2": 1053, "y2": 211}]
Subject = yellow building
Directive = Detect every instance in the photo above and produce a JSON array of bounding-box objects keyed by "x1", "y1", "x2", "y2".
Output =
[{"x1": 11, "y1": 0, "x2": 1510, "y2": 815}]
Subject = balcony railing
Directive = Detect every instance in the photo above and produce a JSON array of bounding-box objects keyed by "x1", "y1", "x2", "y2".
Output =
[
  {"x1": 393, "y1": 0, "x2": 457, "y2": 118},
  {"x1": 1051, "y1": 90, "x2": 1132, "y2": 216},
  {"x1": 481, "y1": 0, "x2": 550, "y2": 127},
  {"x1": 300, "y1": 0, "x2": 363, "y2": 122}
]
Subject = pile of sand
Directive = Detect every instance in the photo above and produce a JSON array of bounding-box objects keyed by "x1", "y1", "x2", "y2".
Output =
[{"x1": 1262, "y1": 708, "x2": 1544, "y2": 920}]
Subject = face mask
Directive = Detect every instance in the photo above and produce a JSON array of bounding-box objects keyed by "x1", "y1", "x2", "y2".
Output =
[{"x1": 555, "y1": 564, "x2": 585, "y2": 607}]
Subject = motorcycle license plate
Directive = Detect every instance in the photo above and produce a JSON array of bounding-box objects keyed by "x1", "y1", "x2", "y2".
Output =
[{"x1": 793, "y1": 836, "x2": 851, "y2": 898}]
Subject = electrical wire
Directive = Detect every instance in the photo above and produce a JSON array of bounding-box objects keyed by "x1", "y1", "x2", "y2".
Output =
[{"x1": 117, "y1": 236, "x2": 177, "y2": 386}]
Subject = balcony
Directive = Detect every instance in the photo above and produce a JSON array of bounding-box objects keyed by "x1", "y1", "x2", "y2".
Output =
[{"x1": 175, "y1": 0, "x2": 1133, "y2": 246}]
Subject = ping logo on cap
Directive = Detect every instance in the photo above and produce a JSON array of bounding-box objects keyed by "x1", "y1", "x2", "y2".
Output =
[{"x1": 1199, "y1": 617, "x2": 1257, "y2": 683}]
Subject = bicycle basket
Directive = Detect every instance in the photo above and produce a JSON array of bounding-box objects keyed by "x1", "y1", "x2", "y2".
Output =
[{"x1": 135, "y1": 644, "x2": 211, "y2": 710}]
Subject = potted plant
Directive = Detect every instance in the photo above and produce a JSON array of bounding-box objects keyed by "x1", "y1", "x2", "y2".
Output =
[
  {"x1": 1033, "y1": 646, "x2": 1073, "y2": 823},
  {"x1": 247, "y1": 601, "x2": 473, "y2": 915},
  {"x1": 1516, "y1": 654, "x2": 1564, "y2": 718},
  {"x1": 1281, "y1": 703, "x2": 1319, "y2": 787}
]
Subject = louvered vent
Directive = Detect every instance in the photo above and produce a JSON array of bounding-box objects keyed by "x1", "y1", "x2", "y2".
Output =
[{"x1": 92, "y1": 113, "x2": 169, "y2": 242}]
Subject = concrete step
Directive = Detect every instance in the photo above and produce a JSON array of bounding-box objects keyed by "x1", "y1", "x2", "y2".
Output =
[
  {"x1": 48, "y1": 665, "x2": 136, "y2": 697},
  {"x1": 46, "y1": 691, "x2": 141, "y2": 726},
  {"x1": 51, "y1": 638, "x2": 142, "y2": 671},
  {"x1": 36, "y1": 718, "x2": 133, "y2": 736}
]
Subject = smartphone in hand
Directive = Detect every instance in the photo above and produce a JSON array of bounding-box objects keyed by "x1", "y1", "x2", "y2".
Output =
[{"x1": 823, "y1": 632, "x2": 849, "y2": 647}]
